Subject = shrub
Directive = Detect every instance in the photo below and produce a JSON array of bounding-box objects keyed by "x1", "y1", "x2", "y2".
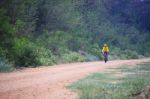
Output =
[
  {"x1": 34, "y1": 46, "x2": 55, "y2": 66},
  {"x1": 15, "y1": 43, "x2": 55, "y2": 67},
  {"x1": 0, "y1": 47, "x2": 8, "y2": 57},
  {"x1": 122, "y1": 50, "x2": 139, "y2": 59},
  {"x1": 88, "y1": 44, "x2": 102, "y2": 60},
  {"x1": 0, "y1": 57, "x2": 15, "y2": 72},
  {"x1": 12, "y1": 37, "x2": 29, "y2": 58},
  {"x1": 110, "y1": 47, "x2": 139, "y2": 60},
  {"x1": 108, "y1": 47, "x2": 122, "y2": 60},
  {"x1": 61, "y1": 51, "x2": 86, "y2": 63},
  {"x1": 85, "y1": 54, "x2": 99, "y2": 61},
  {"x1": 15, "y1": 43, "x2": 37, "y2": 66},
  {"x1": 36, "y1": 31, "x2": 73, "y2": 55},
  {"x1": 11, "y1": 38, "x2": 34, "y2": 66}
]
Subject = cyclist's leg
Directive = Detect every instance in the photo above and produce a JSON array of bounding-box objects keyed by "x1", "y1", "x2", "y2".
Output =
[
  {"x1": 105, "y1": 52, "x2": 108, "y2": 63},
  {"x1": 103, "y1": 52, "x2": 107, "y2": 62}
]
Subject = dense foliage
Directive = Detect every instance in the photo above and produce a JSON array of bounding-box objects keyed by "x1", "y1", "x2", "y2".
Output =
[{"x1": 0, "y1": 0, "x2": 150, "y2": 69}]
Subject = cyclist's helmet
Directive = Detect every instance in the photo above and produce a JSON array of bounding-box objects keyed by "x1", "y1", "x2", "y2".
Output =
[{"x1": 104, "y1": 44, "x2": 107, "y2": 47}]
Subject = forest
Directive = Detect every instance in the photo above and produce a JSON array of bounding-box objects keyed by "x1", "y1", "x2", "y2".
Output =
[{"x1": 0, "y1": 0, "x2": 150, "y2": 71}]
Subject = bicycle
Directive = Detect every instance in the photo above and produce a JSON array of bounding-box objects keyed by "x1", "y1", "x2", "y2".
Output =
[{"x1": 103, "y1": 52, "x2": 108, "y2": 63}]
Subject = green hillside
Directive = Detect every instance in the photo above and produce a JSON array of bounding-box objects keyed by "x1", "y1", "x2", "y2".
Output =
[{"x1": 0, "y1": 0, "x2": 150, "y2": 70}]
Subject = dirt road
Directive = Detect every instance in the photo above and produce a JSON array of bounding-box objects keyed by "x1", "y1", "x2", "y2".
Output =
[{"x1": 0, "y1": 58, "x2": 150, "y2": 99}]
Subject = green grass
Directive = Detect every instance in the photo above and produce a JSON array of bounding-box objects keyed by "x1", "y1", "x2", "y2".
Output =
[
  {"x1": 136, "y1": 62, "x2": 150, "y2": 71},
  {"x1": 115, "y1": 62, "x2": 150, "y2": 73},
  {"x1": 70, "y1": 63, "x2": 150, "y2": 99},
  {"x1": 114, "y1": 65, "x2": 131, "y2": 72}
]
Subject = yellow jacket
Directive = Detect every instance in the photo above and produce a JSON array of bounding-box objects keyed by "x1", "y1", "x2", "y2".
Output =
[{"x1": 102, "y1": 46, "x2": 109, "y2": 53}]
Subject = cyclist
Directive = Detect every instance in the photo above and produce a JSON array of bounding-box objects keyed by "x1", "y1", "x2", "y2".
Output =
[{"x1": 102, "y1": 44, "x2": 109, "y2": 63}]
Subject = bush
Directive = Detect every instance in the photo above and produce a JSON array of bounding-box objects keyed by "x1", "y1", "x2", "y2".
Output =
[
  {"x1": 0, "y1": 47, "x2": 8, "y2": 57},
  {"x1": 61, "y1": 51, "x2": 87, "y2": 63},
  {"x1": 110, "y1": 47, "x2": 139, "y2": 60},
  {"x1": 85, "y1": 54, "x2": 99, "y2": 61},
  {"x1": 88, "y1": 44, "x2": 102, "y2": 60},
  {"x1": 11, "y1": 38, "x2": 34, "y2": 66},
  {"x1": 15, "y1": 43, "x2": 55, "y2": 67},
  {"x1": 122, "y1": 50, "x2": 139, "y2": 59},
  {"x1": 36, "y1": 31, "x2": 73, "y2": 55},
  {"x1": 34, "y1": 46, "x2": 55, "y2": 66},
  {"x1": 0, "y1": 57, "x2": 15, "y2": 72},
  {"x1": 11, "y1": 37, "x2": 29, "y2": 59}
]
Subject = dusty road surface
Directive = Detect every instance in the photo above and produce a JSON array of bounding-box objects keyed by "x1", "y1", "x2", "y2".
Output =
[{"x1": 0, "y1": 58, "x2": 150, "y2": 99}]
